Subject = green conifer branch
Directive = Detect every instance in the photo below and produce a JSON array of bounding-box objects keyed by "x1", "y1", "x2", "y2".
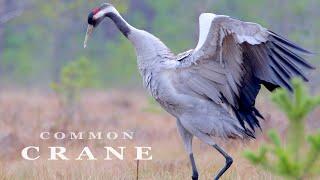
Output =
[{"x1": 244, "y1": 78, "x2": 320, "y2": 179}]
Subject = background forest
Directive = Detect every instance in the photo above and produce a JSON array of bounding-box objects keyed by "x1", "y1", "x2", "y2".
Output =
[{"x1": 0, "y1": 0, "x2": 319, "y2": 89}]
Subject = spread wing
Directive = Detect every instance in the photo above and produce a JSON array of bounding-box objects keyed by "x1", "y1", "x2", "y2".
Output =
[{"x1": 172, "y1": 13, "x2": 314, "y2": 134}]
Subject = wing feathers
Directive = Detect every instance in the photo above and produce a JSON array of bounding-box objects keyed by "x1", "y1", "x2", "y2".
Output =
[
  {"x1": 226, "y1": 72, "x2": 240, "y2": 97},
  {"x1": 271, "y1": 41, "x2": 314, "y2": 69},
  {"x1": 187, "y1": 75, "x2": 222, "y2": 103},
  {"x1": 270, "y1": 48, "x2": 308, "y2": 81},
  {"x1": 269, "y1": 55, "x2": 293, "y2": 90},
  {"x1": 269, "y1": 31, "x2": 312, "y2": 54},
  {"x1": 173, "y1": 14, "x2": 314, "y2": 136}
]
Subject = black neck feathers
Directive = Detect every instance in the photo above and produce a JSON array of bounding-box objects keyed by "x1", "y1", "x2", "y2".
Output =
[{"x1": 107, "y1": 12, "x2": 130, "y2": 37}]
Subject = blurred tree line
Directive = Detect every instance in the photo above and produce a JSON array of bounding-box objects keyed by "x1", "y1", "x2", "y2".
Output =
[{"x1": 0, "y1": 0, "x2": 319, "y2": 88}]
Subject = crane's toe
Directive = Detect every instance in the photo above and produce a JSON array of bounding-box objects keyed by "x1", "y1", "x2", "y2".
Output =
[{"x1": 192, "y1": 171, "x2": 199, "y2": 180}]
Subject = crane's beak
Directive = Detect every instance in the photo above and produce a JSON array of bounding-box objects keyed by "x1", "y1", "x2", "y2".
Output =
[{"x1": 84, "y1": 25, "x2": 94, "y2": 48}]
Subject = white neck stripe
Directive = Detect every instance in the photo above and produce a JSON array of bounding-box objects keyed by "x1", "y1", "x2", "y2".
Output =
[{"x1": 93, "y1": 6, "x2": 119, "y2": 20}]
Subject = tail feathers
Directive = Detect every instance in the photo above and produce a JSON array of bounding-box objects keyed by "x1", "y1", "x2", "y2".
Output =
[
  {"x1": 261, "y1": 80, "x2": 280, "y2": 91},
  {"x1": 226, "y1": 122, "x2": 256, "y2": 139},
  {"x1": 209, "y1": 111, "x2": 257, "y2": 139},
  {"x1": 233, "y1": 106, "x2": 263, "y2": 138}
]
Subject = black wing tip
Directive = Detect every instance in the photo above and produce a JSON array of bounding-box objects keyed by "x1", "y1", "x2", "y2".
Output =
[
  {"x1": 269, "y1": 47, "x2": 313, "y2": 81},
  {"x1": 271, "y1": 41, "x2": 315, "y2": 70},
  {"x1": 253, "y1": 108, "x2": 264, "y2": 120},
  {"x1": 309, "y1": 64, "x2": 317, "y2": 70},
  {"x1": 261, "y1": 80, "x2": 280, "y2": 92},
  {"x1": 304, "y1": 50, "x2": 316, "y2": 55},
  {"x1": 269, "y1": 65, "x2": 293, "y2": 91},
  {"x1": 267, "y1": 30, "x2": 314, "y2": 54},
  {"x1": 245, "y1": 129, "x2": 256, "y2": 139},
  {"x1": 233, "y1": 107, "x2": 263, "y2": 138}
]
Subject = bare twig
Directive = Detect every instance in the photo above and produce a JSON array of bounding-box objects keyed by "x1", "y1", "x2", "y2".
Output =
[{"x1": 136, "y1": 160, "x2": 139, "y2": 180}]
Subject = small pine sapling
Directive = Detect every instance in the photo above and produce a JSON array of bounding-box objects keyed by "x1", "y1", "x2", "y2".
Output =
[
  {"x1": 244, "y1": 78, "x2": 320, "y2": 179},
  {"x1": 51, "y1": 57, "x2": 96, "y2": 120}
]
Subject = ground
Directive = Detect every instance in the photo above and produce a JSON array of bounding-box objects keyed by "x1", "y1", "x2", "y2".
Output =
[{"x1": 0, "y1": 89, "x2": 319, "y2": 180}]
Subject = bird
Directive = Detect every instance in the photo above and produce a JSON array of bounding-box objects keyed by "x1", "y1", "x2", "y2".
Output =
[{"x1": 84, "y1": 3, "x2": 314, "y2": 180}]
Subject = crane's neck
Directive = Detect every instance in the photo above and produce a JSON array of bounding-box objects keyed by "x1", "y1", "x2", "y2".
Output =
[
  {"x1": 106, "y1": 8, "x2": 173, "y2": 71},
  {"x1": 106, "y1": 8, "x2": 137, "y2": 38}
]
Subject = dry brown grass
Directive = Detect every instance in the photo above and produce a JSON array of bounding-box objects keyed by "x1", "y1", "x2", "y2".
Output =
[{"x1": 0, "y1": 89, "x2": 318, "y2": 180}]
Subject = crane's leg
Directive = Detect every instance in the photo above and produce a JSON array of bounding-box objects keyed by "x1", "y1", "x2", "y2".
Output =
[
  {"x1": 212, "y1": 144, "x2": 233, "y2": 180},
  {"x1": 176, "y1": 119, "x2": 199, "y2": 180},
  {"x1": 189, "y1": 153, "x2": 199, "y2": 180},
  {"x1": 189, "y1": 132, "x2": 233, "y2": 180}
]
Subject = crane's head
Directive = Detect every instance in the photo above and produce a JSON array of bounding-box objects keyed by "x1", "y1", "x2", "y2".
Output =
[{"x1": 84, "y1": 3, "x2": 115, "y2": 48}]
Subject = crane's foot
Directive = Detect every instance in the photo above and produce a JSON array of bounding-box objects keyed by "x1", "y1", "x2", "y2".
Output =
[
  {"x1": 213, "y1": 145, "x2": 233, "y2": 180},
  {"x1": 189, "y1": 153, "x2": 199, "y2": 180},
  {"x1": 213, "y1": 156, "x2": 233, "y2": 180},
  {"x1": 191, "y1": 171, "x2": 199, "y2": 180}
]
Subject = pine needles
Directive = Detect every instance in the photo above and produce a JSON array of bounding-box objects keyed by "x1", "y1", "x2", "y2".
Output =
[{"x1": 244, "y1": 78, "x2": 320, "y2": 179}]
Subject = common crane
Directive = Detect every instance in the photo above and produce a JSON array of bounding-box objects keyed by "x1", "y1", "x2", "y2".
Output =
[{"x1": 84, "y1": 3, "x2": 314, "y2": 180}]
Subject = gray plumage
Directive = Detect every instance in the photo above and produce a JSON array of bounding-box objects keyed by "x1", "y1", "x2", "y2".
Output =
[{"x1": 85, "y1": 4, "x2": 314, "y2": 180}]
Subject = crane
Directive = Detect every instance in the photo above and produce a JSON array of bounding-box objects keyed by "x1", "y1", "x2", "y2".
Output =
[{"x1": 84, "y1": 3, "x2": 314, "y2": 180}]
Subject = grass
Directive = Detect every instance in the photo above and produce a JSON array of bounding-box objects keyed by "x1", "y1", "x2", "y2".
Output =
[{"x1": 0, "y1": 89, "x2": 319, "y2": 180}]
